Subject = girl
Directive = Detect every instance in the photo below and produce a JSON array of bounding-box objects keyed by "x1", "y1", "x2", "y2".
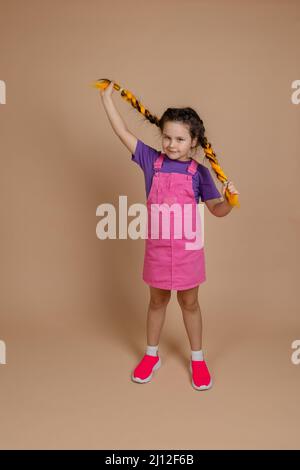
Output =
[{"x1": 99, "y1": 80, "x2": 240, "y2": 391}]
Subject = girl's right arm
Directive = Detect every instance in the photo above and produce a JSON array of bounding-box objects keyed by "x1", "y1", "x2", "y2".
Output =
[{"x1": 100, "y1": 81, "x2": 138, "y2": 155}]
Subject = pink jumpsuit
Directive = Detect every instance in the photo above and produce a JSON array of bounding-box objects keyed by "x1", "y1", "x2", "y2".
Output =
[{"x1": 143, "y1": 153, "x2": 206, "y2": 291}]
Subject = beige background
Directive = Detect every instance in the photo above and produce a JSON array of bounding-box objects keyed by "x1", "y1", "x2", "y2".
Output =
[{"x1": 0, "y1": 0, "x2": 300, "y2": 450}]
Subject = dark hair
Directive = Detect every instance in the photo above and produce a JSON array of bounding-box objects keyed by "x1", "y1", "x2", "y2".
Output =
[{"x1": 157, "y1": 107, "x2": 208, "y2": 149}]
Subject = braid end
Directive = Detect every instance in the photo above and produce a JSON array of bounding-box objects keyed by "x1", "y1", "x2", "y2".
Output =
[{"x1": 224, "y1": 189, "x2": 240, "y2": 208}]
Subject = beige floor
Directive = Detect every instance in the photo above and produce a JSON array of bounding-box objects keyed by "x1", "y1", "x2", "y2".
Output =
[{"x1": 1, "y1": 295, "x2": 299, "y2": 450}]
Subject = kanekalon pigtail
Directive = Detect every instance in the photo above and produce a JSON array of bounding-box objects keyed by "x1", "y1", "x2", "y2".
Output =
[
  {"x1": 93, "y1": 78, "x2": 240, "y2": 208},
  {"x1": 200, "y1": 136, "x2": 240, "y2": 208},
  {"x1": 92, "y1": 78, "x2": 160, "y2": 125}
]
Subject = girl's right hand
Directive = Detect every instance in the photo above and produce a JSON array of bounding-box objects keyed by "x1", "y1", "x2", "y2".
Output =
[{"x1": 100, "y1": 80, "x2": 115, "y2": 99}]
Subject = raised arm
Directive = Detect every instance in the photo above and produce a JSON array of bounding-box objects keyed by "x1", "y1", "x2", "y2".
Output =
[{"x1": 100, "y1": 81, "x2": 138, "y2": 155}]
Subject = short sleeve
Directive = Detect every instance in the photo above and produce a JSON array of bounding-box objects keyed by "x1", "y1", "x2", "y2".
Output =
[
  {"x1": 131, "y1": 139, "x2": 160, "y2": 175},
  {"x1": 198, "y1": 166, "x2": 222, "y2": 201}
]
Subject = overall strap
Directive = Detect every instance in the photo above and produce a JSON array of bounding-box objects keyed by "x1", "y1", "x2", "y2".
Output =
[
  {"x1": 153, "y1": 153, "x2": 164, "y2": 171},
  {"x1": 187, "y1": 159, "x2": 198, "y2": 175}
]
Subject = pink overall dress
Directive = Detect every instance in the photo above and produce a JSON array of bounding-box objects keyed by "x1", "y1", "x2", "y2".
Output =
[{"x1": 143, "y1": 153, "x2": 206, "y2": 291}]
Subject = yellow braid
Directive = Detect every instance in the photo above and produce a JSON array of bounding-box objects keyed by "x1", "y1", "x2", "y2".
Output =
[
  {"x1": 201, "y1": 140, "x2": 240, "y2": 208},
  {"x1": 92, "y1": 78, "x2": 240, "y2": 208}
]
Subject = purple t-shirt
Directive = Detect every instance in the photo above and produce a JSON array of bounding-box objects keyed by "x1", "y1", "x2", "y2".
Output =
[{"x1": 131, "y1": 139, "x2": 221, "y2": 203}]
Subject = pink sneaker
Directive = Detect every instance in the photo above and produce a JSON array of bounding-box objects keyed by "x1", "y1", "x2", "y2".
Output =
[
  {"x1": 190, "y1": 359, "x2": 213, "y2": 391},
  {"x1": 131, "y1": 354, "x2": 161, "y2": 383}
]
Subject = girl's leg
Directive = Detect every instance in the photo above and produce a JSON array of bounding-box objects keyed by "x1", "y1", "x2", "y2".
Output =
[
  {"x1": 146, "y1": 286, "x2": 171, "y2": 346},
  {"x1": 177, "y1": 286, "x2": 202, "y2": 350}
]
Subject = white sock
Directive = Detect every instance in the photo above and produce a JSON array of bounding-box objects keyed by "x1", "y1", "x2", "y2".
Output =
[
  {"x1": 146, "y1": 344, "x2": 159, "y2": 356},
  {"x1": 191, "y1": 349, "x2": 204, "y2": 361}
]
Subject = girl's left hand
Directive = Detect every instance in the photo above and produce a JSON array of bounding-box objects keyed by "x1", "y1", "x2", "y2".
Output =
[{"x1": 222, "y1": 181, "x2": 240, "y2": 196}]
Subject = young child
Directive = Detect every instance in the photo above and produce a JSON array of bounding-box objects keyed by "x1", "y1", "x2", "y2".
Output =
[{"x1": 99, "y1": 80, "x2": 239, "y2": 391}]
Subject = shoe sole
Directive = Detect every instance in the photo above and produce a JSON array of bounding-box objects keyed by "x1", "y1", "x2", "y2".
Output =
[
  {"x1": 189, "y1": 363, "x2": 213, "y2": 391},
  {"x1": 131, "y1": 357, "x2": 161, "y2": 384}
]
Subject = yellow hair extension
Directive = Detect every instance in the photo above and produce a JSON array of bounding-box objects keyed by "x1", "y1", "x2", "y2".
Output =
[
  {"x1": 202, "y1": 142, "x2": 240, "y2": 208},
  {"x1": 92, "y1": 78, "x2": 240, "y2": 208}
]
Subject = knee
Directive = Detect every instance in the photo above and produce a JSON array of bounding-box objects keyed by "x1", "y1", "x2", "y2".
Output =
[
  {"x1": 150, "y1": 292, "x2": 171, "y2": 310},
  {"x1": 177, "y1": 293, "x2": 199, "y2": 312}
]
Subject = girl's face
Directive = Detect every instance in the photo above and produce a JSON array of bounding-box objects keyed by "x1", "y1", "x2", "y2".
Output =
[{"x1": 162, "y1": 121, "x2": 197, "y2": 162}]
